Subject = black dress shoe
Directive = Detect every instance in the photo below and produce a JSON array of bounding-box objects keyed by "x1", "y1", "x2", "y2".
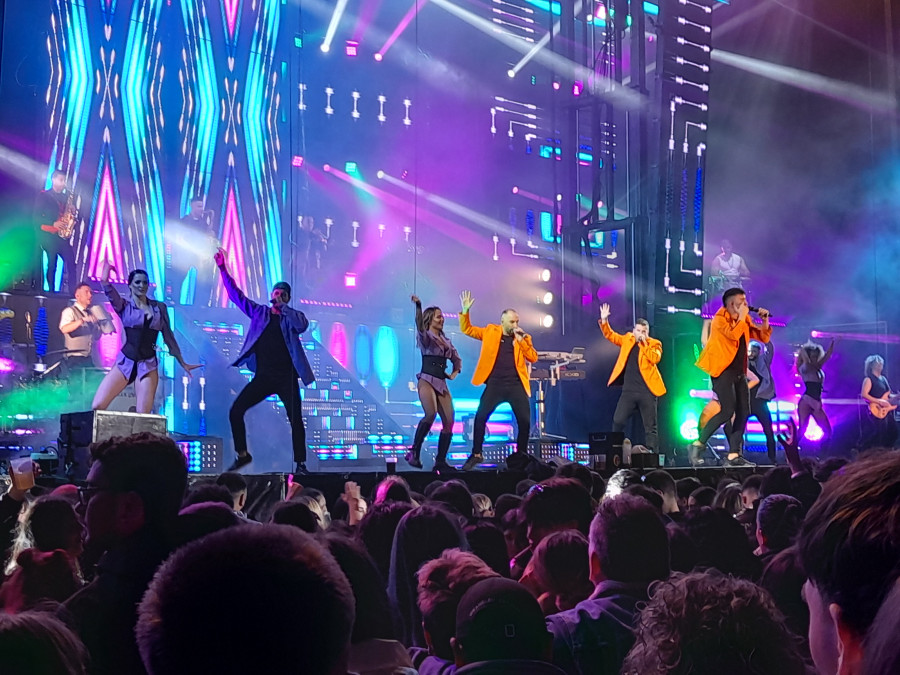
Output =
[
  {"x1": 227, "y1": 453, "x2": 253, "y2": 471},
  {"x1": 404, "y1": 451, "x2": 423, "y2": 469},
  {"x1": 433, "y1": 461, "x2": 457, "y2": 474},
  {"x1": 294, "y1": 462, "x2": 310, "y2": 475}
]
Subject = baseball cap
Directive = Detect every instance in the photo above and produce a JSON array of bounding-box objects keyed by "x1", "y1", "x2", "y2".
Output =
[
  {"x1": 272, "y1": 281, "x2": 292, "y2": 296},
  {"x1": 455, "y1": 578, "x2": 548, "y2": 662}
]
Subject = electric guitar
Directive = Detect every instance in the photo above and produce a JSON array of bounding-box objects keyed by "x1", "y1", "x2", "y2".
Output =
[{"x1": 869, "y1": 392, "x2": 900, "y2": 419}]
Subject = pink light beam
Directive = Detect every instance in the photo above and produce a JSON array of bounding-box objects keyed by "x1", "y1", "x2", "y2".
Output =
[
  {"x1": 218, "y1": 185, "x2": 248, "y2": 307},
  {"x1": 223, "y1": 0, "x2": 240, "y2": 40},
  {"x1": 378, "y1": 0, "x2": 428, "y2": 58}
]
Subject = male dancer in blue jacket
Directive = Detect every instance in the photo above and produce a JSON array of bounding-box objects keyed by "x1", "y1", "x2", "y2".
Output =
[{"x1": 215, "y1": 249, "x2": 315, "y2": 474}]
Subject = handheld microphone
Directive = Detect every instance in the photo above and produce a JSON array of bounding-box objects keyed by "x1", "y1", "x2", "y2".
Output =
[{"x1": 748, "y1": 306, "x2": 770, "y2": 318}]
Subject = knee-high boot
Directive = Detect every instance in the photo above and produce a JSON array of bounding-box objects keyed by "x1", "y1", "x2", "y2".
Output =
[
  {"x1": 434, "y1": 431, "x2": 456, "y2": 472},
  {"x1": 409, "y1": 419, "x2": 431, "y2": 461}
]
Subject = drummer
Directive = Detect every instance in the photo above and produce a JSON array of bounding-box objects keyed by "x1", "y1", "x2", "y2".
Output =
[
  {"x1": 598, "y1": 303, "x2": 666, "y2": 451},
  {"x1": 59, "y1": 283, "x2": 111, "y2": 372}
]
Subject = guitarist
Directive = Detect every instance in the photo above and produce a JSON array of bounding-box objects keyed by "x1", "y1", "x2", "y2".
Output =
[
  {"x1": 860, "y1": 354, "x2": 899, "y2": 450},
  {"x1": 34, "y1": 169, "x2": 77, "y2": 294}
]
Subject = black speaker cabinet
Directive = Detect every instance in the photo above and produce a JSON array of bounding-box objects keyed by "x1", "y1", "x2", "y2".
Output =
[
  {"x1": 59, "y1": 411, "x2": 168, "y2": 480},
  {"x1": 588, "y1": 431, "x2": 625, "y2": 472}
]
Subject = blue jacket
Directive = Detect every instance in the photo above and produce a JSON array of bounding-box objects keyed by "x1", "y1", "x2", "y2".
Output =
[
  {"x1": 545, "y1": 580, "x2": 649, "y2": 675},
  {"x1": 218, "y1": 266, "x2": 315, "y2": 385}
]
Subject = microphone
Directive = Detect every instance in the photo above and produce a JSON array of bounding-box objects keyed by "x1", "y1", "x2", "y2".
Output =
[{"x1": 748, "y1": 306, "x2": 770, "y2": 318}]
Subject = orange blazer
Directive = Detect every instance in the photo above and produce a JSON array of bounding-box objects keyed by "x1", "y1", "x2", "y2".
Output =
[
  {"x1": 460, "y1": 311, "x2": 538, "y2": 395},
  {"x1": 600, "y1": 321, "x2": 666, "y2": 396},
  {"x1": 696, "y1": 306, "x2": 772, "y2": 377}
]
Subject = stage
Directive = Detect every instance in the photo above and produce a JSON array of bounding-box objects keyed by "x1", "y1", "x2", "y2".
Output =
[{"x1": 0, "y1": 0, "x2": 896, "y2": 470}]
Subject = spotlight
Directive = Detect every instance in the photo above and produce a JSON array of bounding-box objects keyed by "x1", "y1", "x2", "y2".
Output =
[
  {"x1": 323, "y1": 164, "x2": 331, "y2": 172},
  {"x1": 556, "y1": 193, "x2": 562, "y2": 202},
  {"x1": 552, "y1": 81, "x2": 560, "y2": 90},
  {"x1": 374, "y1": 52, "x2": 383, "y2": 62},
  {"x1": 541, "y1": 292, "x2": 553, "y2": 304},
  {"x1": 320, "y1": 44, "x2": 330, "y2": 53},
  {"x1": 512, "y1": 186, "x2": 519, "y2": 194},
  {"x1": 541, "y1": 315, "x2": 554, "y2": 328},
  {"x1": 507, "y1": 68, "x2": 516, "y2": 78},
  {"x1": 291, "y1": 156, "x2": 304, "y2": 167},
  {"x1": 586, "y1": 13, "x2": 593, "y2": 22},
  {"x1": 344, "y1": 273, "x2": 357, "y2": 287},
  {"x1": 376, "y1": 170, "x2": 385, "y2": 179},
  {"x1": 539, "y1": 269, "x2": 551, "y2": 282}
]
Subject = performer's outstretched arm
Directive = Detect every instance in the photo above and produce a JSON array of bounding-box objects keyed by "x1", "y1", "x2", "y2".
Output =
[
  {"x1": 159, "y1": 305, "x2": 201, "y2": 375},
  {"x1": 459, "y1": 290, "x2": 484, "y2": 340},
  {"x1": 214, "y1": 248, "x2": 258, "y2": 317},
  {"x1": 598, "y1": 303, "x2": 625, "y2": 346}
]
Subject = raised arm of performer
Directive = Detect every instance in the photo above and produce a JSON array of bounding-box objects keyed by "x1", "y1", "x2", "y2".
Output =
[
  {"x1": 215, "y1": 249, "x2": 261, "y2": 318},
  {"x1": 92, "y1": 261, "x2": 198, "y2": 414},
  {"x1": 459, "y1": 290, "x2": 537, "y2": 471},
  {"x1": 598, "y1": 303, "x2": 665, "y2": 451},
  {"x1": 215, "y1": 248, "x2": 315, "y2": 474},
  {"x1": 405, "y1": 295, "x2": 462, "y2": 471}
]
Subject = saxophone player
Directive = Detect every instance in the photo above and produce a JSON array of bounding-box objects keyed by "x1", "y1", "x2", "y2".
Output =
[{"x1": 34, "y1": 169, "x2": 77, "y2": 294}]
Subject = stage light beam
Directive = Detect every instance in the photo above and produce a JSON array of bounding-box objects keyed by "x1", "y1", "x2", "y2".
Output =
[
  {"x1": 321, "y1": 0, "x2": 350, "y2": 54},
  {"x1": 378, "y1": 0, "x2": 428, "y2": 59}
]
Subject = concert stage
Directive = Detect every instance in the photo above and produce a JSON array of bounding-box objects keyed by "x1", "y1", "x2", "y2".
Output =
[{"x1": 0, "y1": 0, "x2": 893, "y2": 474}]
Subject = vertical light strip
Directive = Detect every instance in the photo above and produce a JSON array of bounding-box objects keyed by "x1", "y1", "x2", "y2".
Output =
[
  {"x1": 179, "y1": 0, "x2": 219, "y2": 212},
  {"x1": 122, "y1": 0, "x2": 166, "y2": 289}
]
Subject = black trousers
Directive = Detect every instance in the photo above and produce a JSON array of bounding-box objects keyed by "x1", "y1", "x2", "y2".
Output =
[
  {"x1": 229, "y1": 372, "x2": 307, "y2": 463},
  {"x1": 612, "y1": 389, "x2": 658, "y2": 451},
  {"x1": 473, "y1": 381, "x2": 531, "y2": 455},
  {"x1": 725, "y1": 394, "x2": 776, "y2": 461},
  {"x1": 39, "y1": 232, "x2": 76, "y2": 293},
  {"x1": 699, "y1": 369, "x2": 750, "y2": 453},
  {"x1": 859, "y1": 413, "x2": 899, "y2": 451}
]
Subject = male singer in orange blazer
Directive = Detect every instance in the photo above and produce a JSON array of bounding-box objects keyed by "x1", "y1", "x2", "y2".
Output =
[
  {"x1": 459, "y1": 290, "x2": 538, "y2": 471},
  {"x1": 691, "y1": 287, "x2": 772, "y2": 467},
  {"x1": 599, "y1": 303, "x2": 666, "y2": 451}
]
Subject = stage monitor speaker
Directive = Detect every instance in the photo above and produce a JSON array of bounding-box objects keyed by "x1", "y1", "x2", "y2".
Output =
[
  {"x1": 59, "y1": 411, "x2": 168, "y2": 480},
  {"x1": 588, "y1": 431, "x2": 625, "y2": 472}
]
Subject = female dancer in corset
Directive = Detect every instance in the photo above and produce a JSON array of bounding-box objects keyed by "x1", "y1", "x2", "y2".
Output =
[
  {"x1": 405, "y1": 295, "x2": 462, "y2": 472},
  {"x1": 92, "y1": 260, "x2": 199, "y2": 413},
  {"x1": 796, "y1": 338, "x2": 834, "y2": 447}
]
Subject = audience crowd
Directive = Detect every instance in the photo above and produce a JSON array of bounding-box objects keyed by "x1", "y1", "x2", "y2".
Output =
[{"x1": 1, "y1": 429, "x2": 899, "y2": 675}]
